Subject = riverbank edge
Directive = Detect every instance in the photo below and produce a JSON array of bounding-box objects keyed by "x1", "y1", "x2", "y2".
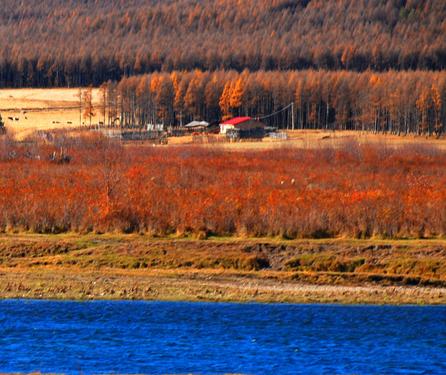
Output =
[
  {"x1": 0, "y1": 268, "x2": 445, "y2": 305},
  {"x1": 1, "y1": 233, "x2": 446, "y2": 305}
]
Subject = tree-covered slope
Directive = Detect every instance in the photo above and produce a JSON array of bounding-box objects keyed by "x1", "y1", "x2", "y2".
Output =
[{"x1": 0, "y1": 0, "x2": 445, "y2": 87}]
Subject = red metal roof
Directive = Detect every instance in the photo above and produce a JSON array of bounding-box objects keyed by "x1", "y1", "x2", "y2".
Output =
[{"x1": 221, "y1": 117, "x2": 252, "y2": 126}]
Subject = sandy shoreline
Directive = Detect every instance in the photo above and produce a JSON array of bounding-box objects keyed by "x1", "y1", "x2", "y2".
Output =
[{"x1": 1, "y1": 268, "x2": 445, "y2": 305}]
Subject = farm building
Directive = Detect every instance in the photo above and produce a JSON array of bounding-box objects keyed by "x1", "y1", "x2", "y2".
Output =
[
  {"x1": 185, "y1": 120, "x2": 220, "y2": 134},
  {"x1": 220, "y1": 117, "x2": 265, "y2": 139},
  {"x1": 185, "y1": 120, "x2": 210, "y2": 131}
]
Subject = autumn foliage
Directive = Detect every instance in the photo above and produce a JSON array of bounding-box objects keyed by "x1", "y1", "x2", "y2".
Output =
[
  {"x1": 104, "y1": 70, "x2": 446, "y2": 135},
  {"x1": 0, "y1": 0, "x2": 445, "y2": 87},
  {"x1": 1, "y1": 134, "x2": 446, "y2": 239}
]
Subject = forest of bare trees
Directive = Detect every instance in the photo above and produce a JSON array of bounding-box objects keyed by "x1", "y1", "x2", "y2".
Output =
[
  {"x1": 0, "y1": 0, "x2": 445, "y2": 87},
  {"x1": 97, "y1": 70, "x2": 446, "y2": 135}
]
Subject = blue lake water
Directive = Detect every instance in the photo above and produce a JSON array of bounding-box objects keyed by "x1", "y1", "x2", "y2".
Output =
[{"x1": 0, "y1": 300, "x2": 445, "y2": 374}]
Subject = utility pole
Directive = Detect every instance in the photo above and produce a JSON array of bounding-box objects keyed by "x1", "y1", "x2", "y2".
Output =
[{"x1": 291, "y1": 102, "x2": 295, "y2": 130}]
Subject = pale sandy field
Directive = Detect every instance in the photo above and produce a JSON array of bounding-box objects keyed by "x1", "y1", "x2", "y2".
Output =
[{"x1": 0, "y1": 88, "x2": 102, "y2": 139}]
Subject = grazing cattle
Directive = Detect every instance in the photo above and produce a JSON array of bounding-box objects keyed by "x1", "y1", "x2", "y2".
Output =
[
  {"x1": 67, "y1": 121, "x2": 72, "y2": 124},
  {"x1": 14, "y1": 118, "x2": 19, "y2": 121},
  {"x1": 7, "y1": 117, "x2": 13, "y2": 121}
]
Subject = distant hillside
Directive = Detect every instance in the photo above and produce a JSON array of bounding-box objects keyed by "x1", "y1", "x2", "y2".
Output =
[{"x1": 0, "y1": 0, "x2": 445, "y2": 87}]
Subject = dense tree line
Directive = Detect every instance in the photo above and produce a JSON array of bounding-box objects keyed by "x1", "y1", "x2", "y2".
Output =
[
  {"x1": 0, "y1": 0, "x2": 445, "y2": 87},
  {"x1": 100, "y1": 70, "x2": 446, "y2": 135},
  {"x1": 1, "y1": 135, "x2": 445, "y2": 238}
]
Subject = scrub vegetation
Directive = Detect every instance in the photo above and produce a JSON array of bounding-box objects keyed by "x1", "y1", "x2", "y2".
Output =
[{"x1": 1, "y1": 134, "x2": 446, "y2": 239}]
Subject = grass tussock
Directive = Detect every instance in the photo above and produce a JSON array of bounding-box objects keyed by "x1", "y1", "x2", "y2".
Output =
[
  {"x1": 0, "y1": 234, "x2": 445, "y2": 304},
  {"x1": 1, "y1": 235, "x2": 446, "y2": 286}
]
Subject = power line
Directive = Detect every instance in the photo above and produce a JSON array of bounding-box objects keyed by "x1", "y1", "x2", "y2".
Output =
[
  {"x1": 255, "y1": 103, "x2": 293, "y2": 121},
  {"x1": 255, "y1": 102, "x2": 295, "y2": 129}
]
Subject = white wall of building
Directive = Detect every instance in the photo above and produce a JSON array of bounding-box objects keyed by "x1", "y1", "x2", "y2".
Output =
[{"x1": 220, "y1": 124, "x2": 234, "y2": 134}]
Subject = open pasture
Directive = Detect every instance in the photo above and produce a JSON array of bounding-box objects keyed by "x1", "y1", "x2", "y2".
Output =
[{"x1": 0, "y1": 88, "x2": 102, "y2": 139}]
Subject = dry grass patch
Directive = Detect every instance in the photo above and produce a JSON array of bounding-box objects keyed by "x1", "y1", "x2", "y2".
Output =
[{"x1": 0, "y1": 88, "x2": 102, "y2": 139}]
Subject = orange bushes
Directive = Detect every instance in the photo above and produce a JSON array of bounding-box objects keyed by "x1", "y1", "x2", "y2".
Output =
[{"x1": 1, "y1": 135, "x2": 446, "y2": 238}]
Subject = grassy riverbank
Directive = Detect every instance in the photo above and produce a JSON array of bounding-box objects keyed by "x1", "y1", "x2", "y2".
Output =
[{"x1": 0, "y1": 234, "x2": 445, "y2": 304}]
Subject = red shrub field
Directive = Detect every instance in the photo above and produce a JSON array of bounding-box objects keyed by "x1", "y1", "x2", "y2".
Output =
[{"x1": 1, "y1": 134, "x2": 446, "y2": 239}]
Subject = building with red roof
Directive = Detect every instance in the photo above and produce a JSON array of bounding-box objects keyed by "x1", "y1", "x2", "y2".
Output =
[{"x1": 219, "y1": 116, "x2": 265, "y2": 136}]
